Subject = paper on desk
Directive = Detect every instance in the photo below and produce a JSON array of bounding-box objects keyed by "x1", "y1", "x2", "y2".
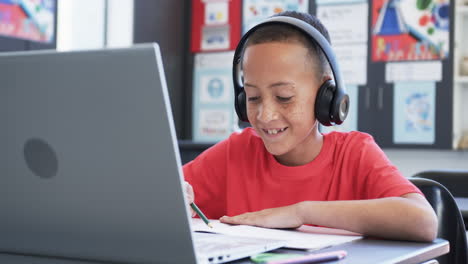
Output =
[{"x1": 191, "y1": 219, "x2": 362, "y2": 250}]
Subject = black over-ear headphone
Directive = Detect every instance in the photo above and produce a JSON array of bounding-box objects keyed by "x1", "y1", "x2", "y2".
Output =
[{"x1": 233, "y1": 16, "x2": 349, "y2": 126}]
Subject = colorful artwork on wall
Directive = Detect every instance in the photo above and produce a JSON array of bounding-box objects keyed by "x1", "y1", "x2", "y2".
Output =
[
  {"x1": 0, "y1": 0, "x2": 55, "y2": 43},
  {"x1": 242, "y1": 0, "x2": 309, "y2": 34},
  {"x1": 371, "y1": 0, "x2": 450, "y2": 62}
]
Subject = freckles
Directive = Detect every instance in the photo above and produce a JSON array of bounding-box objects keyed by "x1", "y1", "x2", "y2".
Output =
[
  {"x1": 288, "y1": 110, "x2": 302, "y2": 120},
  {"x1": 288, "y1": 107, "x2": 310, "y2": 120},
  {"x1": 247, "y1": 108, "x2": 258, "y2": 121},
  {"x1": 246, "y1": 106, "x2": 257, "y2": 117}
]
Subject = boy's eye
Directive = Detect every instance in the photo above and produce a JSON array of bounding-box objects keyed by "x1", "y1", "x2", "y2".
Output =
[
  {"x1": 277, "y1": 96, "x2": 293, "y2": 102},
  {"x1": 248, "y1": 96, "x2": 260, "y2": 102}
]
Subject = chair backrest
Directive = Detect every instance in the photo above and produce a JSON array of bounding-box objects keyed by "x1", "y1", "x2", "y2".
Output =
[
  {"x1": 413, "y1": 170, "x2": 468, "y2": 197},
  {"x1": 410, "y1": 178, "x2": 468, "y2": 264}
]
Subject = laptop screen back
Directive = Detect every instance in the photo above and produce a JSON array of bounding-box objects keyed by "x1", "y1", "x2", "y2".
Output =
[{"x1": 0, "y1": 44, "x2": 197, "y2": 264}]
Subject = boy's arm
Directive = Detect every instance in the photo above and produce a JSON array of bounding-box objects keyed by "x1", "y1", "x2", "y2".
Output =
[{"x1": 220, "y1": 193, "x2": 438, "y2": 242}]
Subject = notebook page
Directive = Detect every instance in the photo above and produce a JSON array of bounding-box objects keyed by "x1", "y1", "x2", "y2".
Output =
[{"x1": 191, "y1": 219, "x2": 362, "y2": 250}]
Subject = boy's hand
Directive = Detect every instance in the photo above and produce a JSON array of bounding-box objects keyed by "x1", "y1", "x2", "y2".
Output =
[
  {"x1": 183, "y1": 181, "x2": 196, "y2": 217},
  {"x1": 219, "y1": 203, "x2": 303, "y2": 229}
]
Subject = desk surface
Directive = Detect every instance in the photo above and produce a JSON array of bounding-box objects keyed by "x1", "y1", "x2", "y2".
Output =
[
  {"x1": 234, "y1": 238, "x2": 449, "y2": 264},
  {"x1": 455, "y1": 197, "x2": 468, "y2": 218},
  {"x1": 0, "y1": 238, "x2": 449, "y2": 264}
]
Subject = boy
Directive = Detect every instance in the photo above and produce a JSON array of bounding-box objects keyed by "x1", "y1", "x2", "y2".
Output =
[{"x1": 183, "y1": 11, "x2": 437, "y2": 242}]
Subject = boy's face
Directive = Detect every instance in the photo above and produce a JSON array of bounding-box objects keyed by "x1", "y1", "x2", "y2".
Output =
[{"x1": 242, "y1": 41, "x2": 322, "y2": 158}]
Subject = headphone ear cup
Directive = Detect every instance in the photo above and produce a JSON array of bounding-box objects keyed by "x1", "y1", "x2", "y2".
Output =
[
  {"x1": 235, "y1": 90, "x2": 248, "y2": 122},
  {"x1": 315, "y1": 80, "x2": 335, "y2": 126},
  {"x1": 331, "y1": 93, "x2": 349, "y2": 125}
]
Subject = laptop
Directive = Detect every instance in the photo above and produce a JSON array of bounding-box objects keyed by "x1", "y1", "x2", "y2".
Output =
[{"x1": 0, "y1": 44, "x2": 285, "y2": 264}]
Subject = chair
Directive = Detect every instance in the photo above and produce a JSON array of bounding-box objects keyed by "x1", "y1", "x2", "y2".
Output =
[
  {"x1": 412, "y1": 170, "x2": 468, "y2": 198},
  {"x1": 413, "y1": 170, "x2": 468, "y2": 231},
  {"x1": 409, "y1": 178, "x2": 468, "y2": 264}
]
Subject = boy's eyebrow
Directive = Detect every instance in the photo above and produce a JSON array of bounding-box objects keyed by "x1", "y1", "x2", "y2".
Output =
[
  {"x1": 244, "y1": 82, "x2": 258, "y2": 88},
  {"x1": 244, "y1": 81, "x2": 295, "y2": 89},
  {"x1": 270, "y1": 81, "x2": 295, "y2": 89}
]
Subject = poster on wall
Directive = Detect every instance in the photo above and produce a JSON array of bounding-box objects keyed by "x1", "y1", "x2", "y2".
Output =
[
  {"x1": 316, "y1": 0, "x2": 368, "y2": 86},
  {"x1": 321, "y1": 85, "x2": 358, "y2": 133},
  {"x1": 193, "y1": 52, "x2": 238, "y2": 142},
  {"x1": 316, "y1": 0, "x2": 368, "y2": 44},
  {"x1": 385, "y1": 61, "x2": 442, "y2": 82},
  {"x1": 393, "y1": 81, "x2": 436, "y2": 144},
  {"x1": 0, "y1": 0, "x2": 55, "y2": 43},
  {"x1": 191, "y1": 0, "x2": 241, "y2": 52},
  {"x1": 333, "y1": 44, "x2": 367, "y2": 85},
  {"x1": 371, "y1": 0, "x2": 450, "y2": 62},
  {"x1": 242, "y1": 0, "x2": 309, "y2": 34}
]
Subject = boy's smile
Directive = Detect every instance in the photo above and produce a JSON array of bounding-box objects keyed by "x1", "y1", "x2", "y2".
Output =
[
  {"x1": 242, "y1": 41, "x2": 324, "y2": 166},
  {"x1": 263, "y1": 127, "x2": 288, "y2": 136}
]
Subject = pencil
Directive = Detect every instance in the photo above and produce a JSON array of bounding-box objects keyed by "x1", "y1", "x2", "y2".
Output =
[{"x1": 190, "y1": 202, "x2": 213, "y2": 228}]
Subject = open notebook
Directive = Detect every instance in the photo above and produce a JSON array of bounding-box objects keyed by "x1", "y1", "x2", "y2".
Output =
[{"x1": 192, "y1": 219, "x2": 362, "y2": 251}]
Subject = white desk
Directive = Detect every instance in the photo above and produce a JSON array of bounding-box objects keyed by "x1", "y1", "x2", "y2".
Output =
[{"x1": 234, "y1": 238, "x2": 449, "y2": 264}]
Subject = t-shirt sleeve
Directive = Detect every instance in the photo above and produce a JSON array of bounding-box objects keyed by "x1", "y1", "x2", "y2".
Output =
[
  {"x1": 182, "y1": 139, "x2": 229, "y2": 219},
  {"x1": 355, "y1": 134, "x2": 422, "y2": 199}
]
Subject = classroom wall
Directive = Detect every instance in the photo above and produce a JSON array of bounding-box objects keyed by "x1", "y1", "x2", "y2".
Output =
[
  {"x1": 133, "y1": 1, "x2": 190, "y2": 139},
  {"x1": 50, "y1": 1, "x2": 468, "y2": 173},
  {"x1": 384, "y1": 149, "x2": 468, "y2": 178}
]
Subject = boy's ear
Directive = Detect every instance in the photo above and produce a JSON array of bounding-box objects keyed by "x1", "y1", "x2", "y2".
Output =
[{"x1": 321, "y1": 75, "x2": 333, "y2": 84}]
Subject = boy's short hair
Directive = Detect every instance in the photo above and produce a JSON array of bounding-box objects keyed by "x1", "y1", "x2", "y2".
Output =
[{"x1": 244, "y1": 11, "x2": 332, "y2": 81}]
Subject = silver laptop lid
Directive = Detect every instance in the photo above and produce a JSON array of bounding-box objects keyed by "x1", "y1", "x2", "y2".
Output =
[{"x1": 0, "y1": 44, "x2": 197, "y2": 264}]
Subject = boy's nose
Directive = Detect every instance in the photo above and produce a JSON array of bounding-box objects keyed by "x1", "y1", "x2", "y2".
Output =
[{"x1": 257, "y1": 101, "x2": 279, "y2": 123}]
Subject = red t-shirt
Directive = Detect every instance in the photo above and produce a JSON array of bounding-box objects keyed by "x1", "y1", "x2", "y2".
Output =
[{"x1": 183, "y1": 128, "x2": 421, "y2": 219}]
